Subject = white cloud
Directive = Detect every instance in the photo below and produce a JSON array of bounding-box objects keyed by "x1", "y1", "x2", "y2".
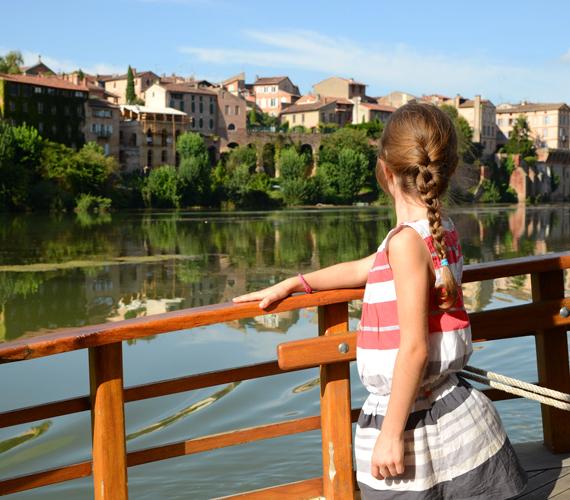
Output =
[{"x1": 179, "y1": 30, "x2": 570, "y2": 103}]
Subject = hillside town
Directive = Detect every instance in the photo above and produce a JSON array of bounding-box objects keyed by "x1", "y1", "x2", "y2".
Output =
[{"x1": 1, "y1": 55, "x2": 570, "y2": 204}]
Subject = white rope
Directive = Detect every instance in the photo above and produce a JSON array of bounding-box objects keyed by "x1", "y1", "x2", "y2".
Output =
[
  {"x1": 460, "y1": 370, "x2": 570, "y2": 412},
  {"x1": 464, "y1": 365, "x2": 570, "y2": 402}
]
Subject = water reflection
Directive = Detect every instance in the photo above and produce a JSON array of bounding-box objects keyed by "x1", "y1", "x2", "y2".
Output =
[
  {"x1": 0, "y1": 205, "x2": 569, "y2": 342},
  {"x1": 0, "y1": 422, "x2": 52, "y2": 455}
]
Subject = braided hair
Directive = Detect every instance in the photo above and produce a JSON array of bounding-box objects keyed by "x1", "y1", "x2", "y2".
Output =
[{"x1": 378, "y1": 102, "x2": 459, "y2": 309}]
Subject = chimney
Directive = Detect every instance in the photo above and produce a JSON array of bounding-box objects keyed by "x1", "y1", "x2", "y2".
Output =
[{"x1": 454, "y1": 94, "x2": 461, "y2": 108}]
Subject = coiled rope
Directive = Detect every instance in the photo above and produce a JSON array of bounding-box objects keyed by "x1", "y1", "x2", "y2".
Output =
[{"x1": 460, "y1": 365, "x2": 570, "y2": 411}]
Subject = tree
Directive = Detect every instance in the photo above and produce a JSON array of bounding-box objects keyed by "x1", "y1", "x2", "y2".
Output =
[
  {"x1": 0, "y1": 51, "x2": 23, "y2": 74},
  {"x1": 319, "y1": 148, "x2": 369, "y2": 203},
  {"x1": 142, "y1": 165, "x2": 181, "y2": 208},
  {"x1": 176, "y1": 132, "x2": 211, "y2": 205},
  {"x1": 503, "y1": 115, "x2": 536, "y2": 158},
  {"x1": 278, "y1": 148, "x2": 309, "y2": 205},
  {"x1": 439, "y1": 104, "x2": 478, "y2": 162},
  {"x1": 126, "y1": 66, "x2": 136, "y2": 105}
]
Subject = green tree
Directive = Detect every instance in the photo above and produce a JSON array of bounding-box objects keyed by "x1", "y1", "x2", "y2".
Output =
[
  {"x1": 176, "y1": 132, "x2": 211, "y2": 205},
  {"x1": 503, "y1": 115, "x2": 536, "y2": 158},
  {"x1": 319, "y1": 148, "x2": 370, "y2": 203},
  {"x1": 278, "y1": 148, "x2": 309, "y2": 206},
  {"x1": 126, "y1": 66, "x2": 136, "y2": 105},
  {"x1": 0, "y1": 51, "x2": 23, "y2": 74},
  {"x1": 346, "y1": 119, "x2": 384, "y2": 139},
  {"x1": 142, "y1": 165, "x2": 181, "y2": 208},
  {"x1": 439, "y1": 104, "x2": 478, "y2": 162}
]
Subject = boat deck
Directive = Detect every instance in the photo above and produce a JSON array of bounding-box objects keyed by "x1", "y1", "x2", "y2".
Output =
[{"x1": 513, "y1": 442, "x2": 570, "y2": 499}]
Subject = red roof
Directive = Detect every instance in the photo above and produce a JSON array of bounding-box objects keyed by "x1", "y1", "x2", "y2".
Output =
[
  {"x1": 0, "y1": 73, "x2": 89, "y2": 91},
  {"x1": 361, "y1": 103, "x2": 396, "y2": 112},
  {"x1": 161, "y1": 83, "x2": 216, "y2": 95}
]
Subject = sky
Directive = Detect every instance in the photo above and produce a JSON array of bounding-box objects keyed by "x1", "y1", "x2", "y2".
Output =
[{"x1": 2, "y1": 0, "x2": 570, "y2": 105}]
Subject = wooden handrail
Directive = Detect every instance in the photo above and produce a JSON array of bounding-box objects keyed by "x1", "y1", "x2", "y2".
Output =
[
  {"x1": 1, "y1": 252, "x2": 569, "y2": 499},
  {"x1": 1, "y1": 252, "x2": 569, "y2": 364}
]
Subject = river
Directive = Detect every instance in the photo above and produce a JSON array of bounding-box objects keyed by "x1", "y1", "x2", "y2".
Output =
[{"x1": 0, "y1": 204, "x2": 568, "y2": 499}]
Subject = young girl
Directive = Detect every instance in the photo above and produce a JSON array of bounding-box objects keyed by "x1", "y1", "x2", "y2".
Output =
[{"x1": 233, "y1": 103, "x2": 527, "y2": 499}]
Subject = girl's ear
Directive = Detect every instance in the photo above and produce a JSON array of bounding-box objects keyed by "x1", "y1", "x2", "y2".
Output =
[{"x1": 376, "y1": 159, "x2": 393, "y2": 197}]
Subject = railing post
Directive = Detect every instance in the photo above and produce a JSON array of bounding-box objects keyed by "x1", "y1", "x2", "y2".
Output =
[
  {"x1": 89, "y1": 342, "x2": 128, "y2": 499},
  {"x1": 318, "y1": 302, "x2": 354, "y2": 499},
  {"x1": 532, "y1": 270, "x2": 570, "y2": 453}
]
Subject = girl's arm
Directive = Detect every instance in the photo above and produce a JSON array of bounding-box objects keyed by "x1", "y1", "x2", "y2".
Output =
[
  {"x1": 371, "y1": 228, "x2": 431, "y2": 479},
  {"x1": 233, "y1": 252, "x2": 376, "y2": 309}
]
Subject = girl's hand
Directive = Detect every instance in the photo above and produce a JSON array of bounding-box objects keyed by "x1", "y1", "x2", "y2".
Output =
[
  {"x1": 232, "y1": 277, "x2": 297, "y2": 309},
  {"x1": 371, "y1": 432, "x2": 405, "y2": 480}
]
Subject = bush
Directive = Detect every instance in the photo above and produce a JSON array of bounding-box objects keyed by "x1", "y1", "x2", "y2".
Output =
[
  {"x1": 75, "y1": 193, "x2": 112, "y2": 214},
  {"x1": 478, "y1": 180, "x2": 501, "y2": 203},
  {"x1": 318, "y1": 148, "x2": 370, "y2": 204},
  {"x1": 142, "y1": 165, "x2": 181, "y2": 208}
]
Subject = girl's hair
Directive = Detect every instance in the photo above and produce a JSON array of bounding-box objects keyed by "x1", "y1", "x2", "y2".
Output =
[{"x1": 378, "y1": 102, "x2": 459, "y2": 309}]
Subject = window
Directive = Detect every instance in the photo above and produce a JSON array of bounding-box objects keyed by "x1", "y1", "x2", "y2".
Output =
[
  {"x1": 199, "y1": 102, "x2": 203, "y2": 114},
  {"x1": 38, "y1": 122, "x2": 44, "y2": 133},
  {"x1": 228, "y1": 123, "x2": 235, "y2": 130},
  {"x1": 270, "y1": 98, "x2": 277, "y2": 107},
  {"x1": 264, "y1": 86, "x2": 268, "y2": 93},
  {"x1": 75, "y1": 91, "x2": 84, "y2": 98},
  {"x1": 51, "y1": 124, "x2": 57, "y2": 135},
  {"x1": 47, "y1": 88, "x2": 56, "y2": 95},
  {"x1": 225, "y1": 105, "x2": 230, "y2": 114},
  {"x1": 22, "y1": 85, "x2": 32, "y2": 97},
  {"x1": 209, "y1": 118, "x2": 214, "y2": 130},
  {"x1": 104, "y1": 144, "x2": 110, "y2": 156},
  {"x1": 161, "y1": 150, "x2": 167, "y2": 163},
  {"x1": 37, "y1": 102, "x2": 44, "y2": 114},
  {"x1": 544, "y1": 115, "x2": 551, "y2": 125},
  {"x1": 147, "y1": 149, "x2": 153, "y2": 167},
  {"x1": 22, "y1": 102, "x2": 28, "y2": 113},
  {"x1": 199, "y1": 118, "x2": 203, "y2": 128},
  {"x1": 235, "y1": 106, "x2": 239, "y2": 115},
  {"x1": 191, "y1": 117, "x2": 195, "y2": 128},
  {"x1": 292, "y1": 114, "x2": 296, "y2": 124},
  {"x1": 209, "y1": 101, "x2": 214, "y2": 114},
  {"x1": 8, "y1": 85, "x2": 18, "y2": 96},
  {"x1": 271, "y1": 86, "x2": 277, "y2": 92},
  {"x1": 543, "y1": 128, "x2": 548, "y2": 137},
  {"x1": 51, "y1": 105, "x2": 57, "y2": 115},
  {"x1": 191, "y1": 95, "x2": 195, "y2": 113},
  {"x1": 34, "y1": 86, "x2": 43, "y2": 94},
  {"x1": 180, "y1": 101, "x2": 184, "y2": 112},
  {"x1": 9, "y1": 101, "x2": 16, "y2": 112}
]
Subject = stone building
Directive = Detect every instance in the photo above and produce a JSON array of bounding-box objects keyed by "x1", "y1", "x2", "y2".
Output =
[
  {"x1": 102, "y1": 69, "x2": 159, "y2": 105},
  {"x1": 378, "y1": 90, "x2": 417, "y2": 108},
  {"x1": 352, "y1": 99, "x2": 395, "y2": 124},
  {"x1": 144, "y1": 82, "x2": 218, "y2": 136},
  {"x1": 119, "y1": 105, "x2": 189, "y2": 172},
  {"x1": 447, "y1": 95, "x2": 497, "y2": 158},
  {"x1": 84, "y1": 99, "x2": 120, "y2": 159},
  {"x1": 280, "y1": 96, "x2": 352, "y2": 129},
  {"x1": 0, "y1": 73, "x2": 88, "y2": 147},
  {"x1": 214, "y1": 88, "x2": 247, "y2": 150},
  {"x1": 313, "y1": 76, "x2": 367, "y2": 101},
  {"x1": 496, "y1": 102, "x2": 570, "y2": 150},
  {"x1": 253, "y1": 76, "x2": 300, "y2": 116}
]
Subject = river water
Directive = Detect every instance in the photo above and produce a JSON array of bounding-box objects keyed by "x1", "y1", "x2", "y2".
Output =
[{"x1": 0, "y1": 205, "x2": 568, "y2": 499}]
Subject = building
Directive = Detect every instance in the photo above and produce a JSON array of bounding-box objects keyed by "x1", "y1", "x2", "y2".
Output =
[
  {"x1": 0, "y1": 73, "x2": 88, "y2": 147},
  {"x1": 119, "y1": 104, "x2": 189, "y2": 172},
  {"x1": 537, "y1": 148, "x2": 570, "y2": 201},
  {"x1": 280, "y1": 96, "x2": 352, "y2": 130},
  {"x1": 312, "y1": 76, "x2": 367, "y2": 101},
  {"x1": 378, "y1": 90, "x2": 417, "y2": 108},
  {"x1": 214, "y1": 88, "x2": 247, "y2": 149},
  {"x1": 144, "y1": 82, "x2": 218, "y2": 136},
  {"x1": 352, "y1": 99, "x2": 395, "y2": 124},
  {"x1": 222, "y1": 72, "x2": 247, "y2": 96},
  {"x1": 21, "y1": 58, "x2": 55, "y2": 76},
  {"x1": 448, "y1": 95, "x2": 497, "y2": 158},
  {"x1": 102, "y1": 69, "x2": 159, "y2": 104},
  {"x1": 253, "y1": 76, "x2": 300, "y2": 116},
  {"x1": 496, "y1": 102, "x2": 570, "y2": 150},
  {"x1": 84, "y1": 99, "x2": 120, "y2": 159}
]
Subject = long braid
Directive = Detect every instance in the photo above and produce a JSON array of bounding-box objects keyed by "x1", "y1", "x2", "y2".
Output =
[{"x1": 416, "y1": 162, "x2": 458, "y2": 309}]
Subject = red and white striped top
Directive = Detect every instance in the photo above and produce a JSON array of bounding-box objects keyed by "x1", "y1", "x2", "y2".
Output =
[{"x1": 357, "y1": 218, "x2": 472, "y2": 397}]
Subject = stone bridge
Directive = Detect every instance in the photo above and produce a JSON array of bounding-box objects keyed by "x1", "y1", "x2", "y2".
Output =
[{"x1": 218, "y1": 130, "x2": 325, "y2": 176}]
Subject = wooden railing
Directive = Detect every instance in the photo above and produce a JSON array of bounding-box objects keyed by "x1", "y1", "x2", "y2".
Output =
[{"x1": 1, "y1": 253, "x2": 570, "y2": 498}]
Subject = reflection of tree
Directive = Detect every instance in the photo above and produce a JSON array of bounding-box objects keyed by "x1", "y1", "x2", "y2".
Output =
[{"x1": 0, "y1": 421, "x2": 52, "y2": 455}]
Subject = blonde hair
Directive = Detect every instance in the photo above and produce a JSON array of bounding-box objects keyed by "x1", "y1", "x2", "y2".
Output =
[{"x1": 379, "y1": 102, "x2": 459, "y2": 309}]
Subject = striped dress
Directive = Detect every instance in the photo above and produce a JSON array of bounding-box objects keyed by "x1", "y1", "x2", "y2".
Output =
[{"x1": 355, "y1": 218, "x2": 527, "y2": 499}]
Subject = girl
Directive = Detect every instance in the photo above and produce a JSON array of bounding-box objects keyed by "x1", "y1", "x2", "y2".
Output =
[{"x1": 233, "y1": 103, "x2": 527, "y2": 499}]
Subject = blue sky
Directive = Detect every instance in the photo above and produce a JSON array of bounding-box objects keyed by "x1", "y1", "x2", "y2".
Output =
[{"x1": 2, "y1": 0, "x2": 570, "y2": 104}]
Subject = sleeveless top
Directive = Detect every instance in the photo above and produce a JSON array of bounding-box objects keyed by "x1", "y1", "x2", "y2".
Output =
[{"x1": 356, "y1": 218, "x2": 472, "y2": 399}]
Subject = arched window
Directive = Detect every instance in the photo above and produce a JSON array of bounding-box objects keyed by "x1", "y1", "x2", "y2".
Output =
[
  {"x1": 147, "y1": 149, "x2": 152, "y2": 167},
  {"x1": 228, "y1": 123, "x2": 236, "y2": 131}
]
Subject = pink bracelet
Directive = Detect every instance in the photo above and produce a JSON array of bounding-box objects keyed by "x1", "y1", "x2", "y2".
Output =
[{"x1": 298, "y1": 273, "x2": 313, "y2": 294}]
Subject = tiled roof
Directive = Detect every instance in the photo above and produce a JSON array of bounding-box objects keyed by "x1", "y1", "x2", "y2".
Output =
[
  {"x1": 281, "y1": 100, "x2": 337, "y2": 114},
  {"x1": 101, "y1": 71, "x2": 159, "y2": 82},
  {"x1": 360, "y1": 102, "x2": 396, "y2": 112},
  {"x1": 253, "y1": 76, "x2": 288, "y2": 85},
  {"x1": 496, "y1": 102, "x2": 570, "y2": 114},
  {"x1": 0, "y1": 73, "x2": 89, "y2": 91},
  {"x1": 161, "y1": 83, "x2": 216, "y2": 95},
  {"x1": 87, "y1": 98, "x2": 119, "y2": 109}
]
